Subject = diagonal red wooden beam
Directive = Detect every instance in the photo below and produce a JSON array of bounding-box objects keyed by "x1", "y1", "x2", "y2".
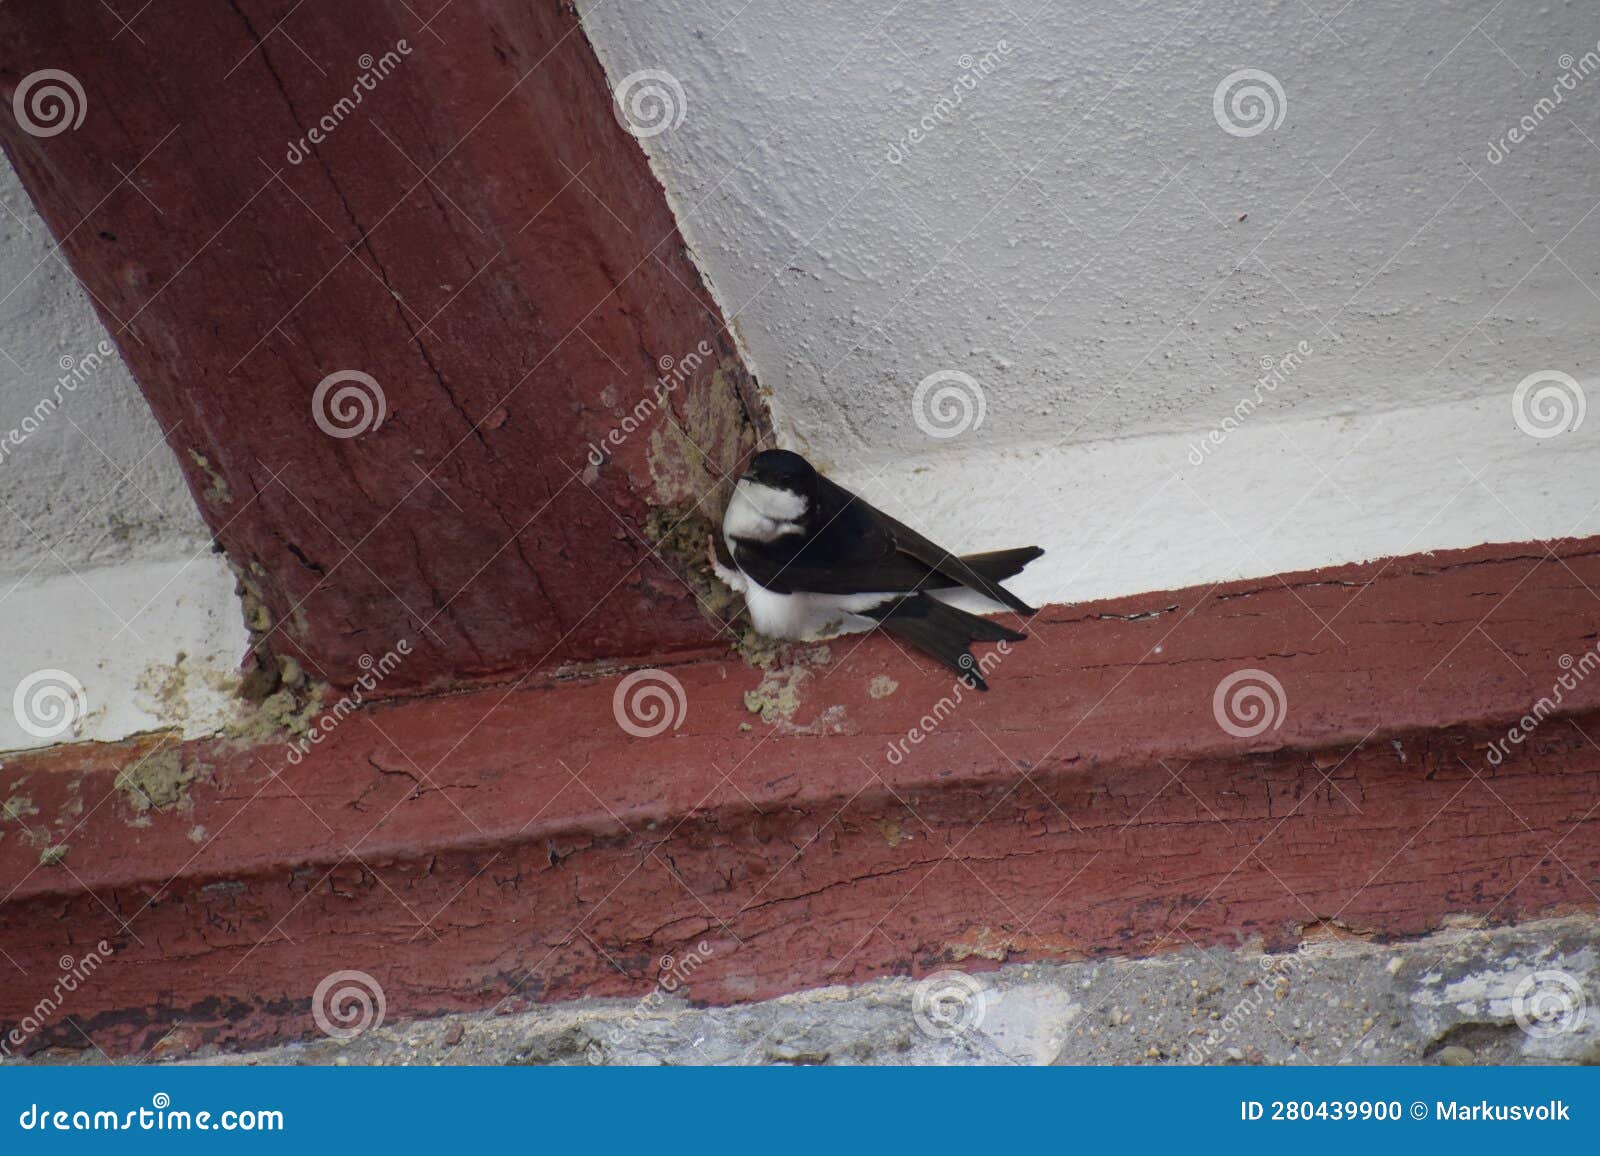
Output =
[
  {"x1": 0, "y1": 0, "x2": 764, "y2": 693},
  {"x1": 2, "y1": 537, "x2": 1598, "y2": 1058}
]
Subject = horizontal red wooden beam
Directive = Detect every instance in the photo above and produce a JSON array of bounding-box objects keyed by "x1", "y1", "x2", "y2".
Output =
[
  {"x1": 0, "y1": 0, "x2": 763, "y2": 693},
  {"x1": 3, "y1": 536, "x2": 1598, "y2": 1057}
]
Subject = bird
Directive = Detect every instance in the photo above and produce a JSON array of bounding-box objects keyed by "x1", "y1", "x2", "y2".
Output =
[{"x1": 709, "y1": 449, "x2": 1043, "y2": 690}]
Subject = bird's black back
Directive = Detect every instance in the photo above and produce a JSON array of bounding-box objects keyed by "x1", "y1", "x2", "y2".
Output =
[{"x1": 730, "y1": 473, "x2": 1035, "y2": 614}]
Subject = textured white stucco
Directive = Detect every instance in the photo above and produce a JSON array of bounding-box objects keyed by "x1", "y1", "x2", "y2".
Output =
[
  {"x1": 836, "y1": 392, "x2": 1600, "y2": 615},
  {"x1": 0, "y1": 159, "x2": 245, "y2": 751},
  {"x1": 583, "y1": 0, "x2": 1597, "y2": 456},
  {"x1": 581, "y1": 0, "x2": 1600, "y2": 600}
]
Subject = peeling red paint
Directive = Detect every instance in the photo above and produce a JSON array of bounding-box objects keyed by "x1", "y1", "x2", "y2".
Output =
[
  {"x1": 0, "y1": 0, "x2": 763, "y2": 693},
  {"x1": 2, "y1": 537, "x2": 1598, "y2": 1058}
]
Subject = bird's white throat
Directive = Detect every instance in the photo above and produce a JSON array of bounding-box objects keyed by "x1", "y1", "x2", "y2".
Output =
[{"x1": 724, "y1": 479, "x2": 808, "y2": 543}]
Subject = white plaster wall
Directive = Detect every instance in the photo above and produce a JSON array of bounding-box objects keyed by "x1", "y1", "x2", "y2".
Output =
[
  {"x1": 584, "y1": 0, "x2": 1598, "y2": 454},
  {"x1": 0, "y1": 159, "x2": 245, "y2": 752},
  {"x1": 583, "y1": 0, "x2": 1600, "y2": 596},
  {"x1": 845, "y1": 393, "x2": 1600, "y2": 615}
]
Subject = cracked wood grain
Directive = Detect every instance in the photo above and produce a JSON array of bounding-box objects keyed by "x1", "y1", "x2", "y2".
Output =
[
  {"x1": 2, "y1": 535, "x2": 1599, "y2": 1057},
  {"x1": 0, "y1": 0, "x2": 765, "y2": 692}
]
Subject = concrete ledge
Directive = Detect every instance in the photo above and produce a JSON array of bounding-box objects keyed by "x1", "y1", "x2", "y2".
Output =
[
  {"x1": 67, "y1": 915, "x2": 1599, "y2": 1066},
  {"x1": 3, "y1": 535, "x2": 1600, "y2": 1058}
]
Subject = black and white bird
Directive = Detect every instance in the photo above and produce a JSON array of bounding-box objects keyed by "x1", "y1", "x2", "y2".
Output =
[{"x1": 710, "y1": 449, "x2": 1043, "y2": 690}]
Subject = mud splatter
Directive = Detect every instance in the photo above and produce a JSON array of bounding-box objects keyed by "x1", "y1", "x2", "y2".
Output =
[
  {"x1": 115, "y1": 748, "x2": 201, "y2": 814},
  {"x1": 643, "y1": 502, "x2": 742, "y2": 623},
  {"x1": 743, "y1": 645, "x2": 838, "y2": 730},
  {"x1": 186, "y1": 448, "x2": 233, "y2": 506},
  {"x1": 878, "y1": 819, "x2": 911, "y2": 847}
]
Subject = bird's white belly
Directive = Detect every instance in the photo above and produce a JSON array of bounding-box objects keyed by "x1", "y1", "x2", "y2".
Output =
[{"x1": 741, "y1": 583, "x2": 896, "y2": 641}]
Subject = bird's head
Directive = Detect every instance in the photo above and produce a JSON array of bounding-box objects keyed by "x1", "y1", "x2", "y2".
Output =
[
  {"x1": 743, "y1": 449, "x2": 818, "y2": 498},
  {"x1": 725, "y1": 449, "x2": 818, "y2": 540}
]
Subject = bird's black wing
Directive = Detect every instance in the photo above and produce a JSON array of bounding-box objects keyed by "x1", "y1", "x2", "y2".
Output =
[
  {"x1": 729, "y1": 474, "x2": 1040, "y2": 613},
  {"x1": 815, "y1": 474, "x2": 1038, "y2": 613},
  {"x1": 728, "y1": 486, "x2": 935, "y2": 595},
  {"x1": 861, "y1": 595, "x2": 1026, "y2": 691}
]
